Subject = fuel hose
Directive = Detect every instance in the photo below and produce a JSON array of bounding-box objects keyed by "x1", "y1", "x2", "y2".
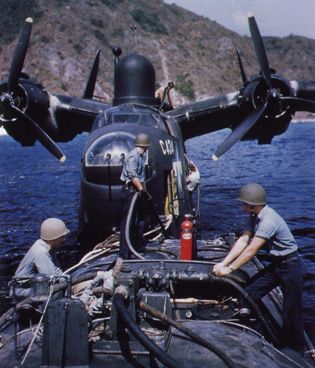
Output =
[
  {"x1": 139, "y1": 300, "x2": 237, "y2": 368},
  {"x1": 113, "y1": 293, "x2": 180, "y2": 368},
  {"x1": 125, "y1": 192, "x2": 145, "y2": 259},
  {"x1": 212, "y1": 276, "x2": 278, "y2": 344}
]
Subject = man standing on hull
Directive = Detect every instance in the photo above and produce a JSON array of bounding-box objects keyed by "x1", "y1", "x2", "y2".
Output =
[
  {"x1": 213, "y1": 183, "x2": 305, "y2": 354},
  {"x1": 119, "y1": 133, "x2": 150, "y2": 259}
]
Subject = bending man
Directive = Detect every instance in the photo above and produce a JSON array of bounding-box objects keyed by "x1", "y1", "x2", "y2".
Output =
[
  {"x1": 12, "y1": 218, "x2": 69, "y2": 297},
  {"x1": 213, "y1": 183, "x2": 305, "y2": 354}
]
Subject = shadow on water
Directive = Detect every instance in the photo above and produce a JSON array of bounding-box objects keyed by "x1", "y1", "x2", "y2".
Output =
[{"x1": 0, "y1": 123, "x2": 314, "y2": 342}]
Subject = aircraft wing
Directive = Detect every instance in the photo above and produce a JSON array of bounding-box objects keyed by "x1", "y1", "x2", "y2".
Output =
[
  {"x1": 168, "y1": 16, "x2": 315, "y2": 160},
  {"x1": 1, "y1": 16, "x2": 315, "y2": 162},
  {"x1": 167, "y1": 92, "x2": 240, "y2": 140},
  {"x1": 0, "y1": 18, "x2": 109, "y2": 162}
]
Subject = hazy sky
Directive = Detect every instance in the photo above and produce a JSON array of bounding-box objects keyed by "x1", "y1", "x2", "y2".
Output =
[{"x1": 163, "y1": 0, "x2": 315, "y2": 39}]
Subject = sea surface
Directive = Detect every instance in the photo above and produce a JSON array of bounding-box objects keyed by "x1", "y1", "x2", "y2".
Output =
[{"x1": 0, "y1": 122, "x2": 314, "y2": 343}]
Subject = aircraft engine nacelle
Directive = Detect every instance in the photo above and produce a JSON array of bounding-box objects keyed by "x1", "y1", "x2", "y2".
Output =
[
  {"x1": 238, "y1": 74, "x2": 293, "y2": 143},
  {"x1": 0, "y1": 78, "x2": 50, "y2": 146}
]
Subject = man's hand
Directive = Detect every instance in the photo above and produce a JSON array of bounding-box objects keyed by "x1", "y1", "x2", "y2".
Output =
[
  {"x1": 213, "y1": 265, "x2": 233, "y2": 277},
  {"x1": 131, "y1": 177, "x2": 143, "y2": 192},
  {"x1": 138, "y1": 189, "x2": 151, "y2": 200},
  {"x1": 213, "y1": 262, "x2": 225, "y2": 274}
]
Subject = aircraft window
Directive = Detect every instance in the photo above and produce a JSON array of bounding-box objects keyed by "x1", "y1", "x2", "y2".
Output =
[
  {"x1": 85, "y1": 132, "x2": 134, "y2": 167},
  {"x1": 111, "y1": 113, "x2": 160, "y2": 127},
  {"x1": 140, "y1": 113, "x2": 160, "y2": 127},
  {"x1": 113, "y1": 114, "x2": 141, "y2": 124}
]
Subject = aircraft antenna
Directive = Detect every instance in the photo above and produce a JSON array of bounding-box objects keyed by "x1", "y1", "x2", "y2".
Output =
[
  {"x1": 112, "y1": 46, "x2": 122, "y2": 67},
  {"x1": 130, "y1": 24, "x2": 137, "y2": 53}
]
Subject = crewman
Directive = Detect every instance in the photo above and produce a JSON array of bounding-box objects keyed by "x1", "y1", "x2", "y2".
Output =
[
  {"x1": 186, "y1": 160, "x2": 200, "y2": 192},
  {"x1": 119, "y1": 133, "x2": 150, "y2": 259},
  {"x1": 213, "y1": 183, "x2": 305, "y2": 354},
  {"x1": 12, "y1": 218, "x2": 69, "y2": 297},
  {"x1": 155, "y1": 81, "x2": 174, "y2": 110}
]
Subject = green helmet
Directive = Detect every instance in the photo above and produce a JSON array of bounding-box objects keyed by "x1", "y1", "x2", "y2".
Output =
[
  {"x1": 135, "y1": 133, "x2": 150, "y2": 147},
  {"x1": 236, "y1": 183, "x2": 266, "y2": 206}
]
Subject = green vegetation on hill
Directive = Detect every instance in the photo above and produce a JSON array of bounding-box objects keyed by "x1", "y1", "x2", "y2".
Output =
[
  {"x1": 101, "y1": 0, "x2": 124, "y2": 9},
  {"x1": 131, "y1": 8, "x2": 169, "y2": 35},
  {"x1": 176, "y1": 74, "x2": 195, "y2": 100},
  {"x1": 0, "y1": 0, "x2": 42, "y2": 45},
  {"x1": 0, "y1": 0, "x2": 314, "y2": 105}
]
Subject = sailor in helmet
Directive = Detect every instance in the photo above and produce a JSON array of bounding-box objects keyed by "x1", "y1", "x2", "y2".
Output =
[
  {"x1": 213, "y1": 184, "x2": 305, "y2": 354},
  {"x1": 12, "y1": 218, "x2": 69, "y2": 297},
  {"x1": 119, "y1": 133, "x2": 150, "y2": 259}
]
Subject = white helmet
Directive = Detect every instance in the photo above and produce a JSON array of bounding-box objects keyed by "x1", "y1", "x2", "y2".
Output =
[{"x1": 40, "y1": 218, "x2": 69, "y2": 241}]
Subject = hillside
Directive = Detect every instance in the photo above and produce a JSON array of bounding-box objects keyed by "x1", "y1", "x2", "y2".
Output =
[{"x1": 0, "y1": 0, "x2": 315, "y2": 113}]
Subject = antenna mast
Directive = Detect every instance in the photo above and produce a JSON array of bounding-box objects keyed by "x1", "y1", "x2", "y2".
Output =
[{"x1": 130, "y1": 24, "x2": 137, "y2": 53}]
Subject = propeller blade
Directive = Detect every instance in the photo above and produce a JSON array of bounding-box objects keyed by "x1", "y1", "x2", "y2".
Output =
[
  {"x1": 235, "y1": 47, "x2": 248, "y2": 84},
  {"x1": 212, "y1": 102, "x2": 268, "y2": 160},
  {"x1": 248, "y1": 15, "x2": 271, "y2": 88},
  {"x1": 7, "y1": 18, "x2": 33, "y2": 93},
  {"x1": 11, "y1": 106, "x2": 66, "y2": 162},
  {"x1": 280, "y1": 97, "x2": 315, "y2": 113},
  {"x1": 82, "y1": 49, "x2": 101, "y2": 99}
]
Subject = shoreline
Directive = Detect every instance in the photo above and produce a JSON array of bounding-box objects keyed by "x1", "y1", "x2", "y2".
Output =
[
  {"x1": 1, "y1": 120, "x2": 314, "y2": 136},
  {"x1": 292, "y1": 119, "x2": 315, "y2": 123}
]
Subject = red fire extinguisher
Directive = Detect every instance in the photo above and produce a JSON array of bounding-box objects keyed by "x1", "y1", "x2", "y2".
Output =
[{"x1": 180, "y1": 214, "x2": 193, "y2": 260}]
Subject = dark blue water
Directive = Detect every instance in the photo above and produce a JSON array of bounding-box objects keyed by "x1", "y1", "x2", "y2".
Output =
[{"x1": 0, "y1": 123, "x2": 314, "y2": 342}]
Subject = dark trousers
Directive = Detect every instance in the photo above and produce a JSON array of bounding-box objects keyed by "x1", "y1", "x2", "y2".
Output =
[
  {"x1": 245, "y1": 254, "x2": 305, "y2": 353},
  {"x1": 119, "y1": 185, "x2": 152, "y2": 259},
  {"x1": 119, "y1": 185, "x2": 136, "y2": 259}
]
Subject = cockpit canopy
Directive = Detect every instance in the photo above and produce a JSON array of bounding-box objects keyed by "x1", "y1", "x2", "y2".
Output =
[
  {"x1": 85, "y1": 131, "x2": 134, "y2": 167},
  {"x1": 92, "y1": 105, "x2": 168, "y2": 130},
  {"x1": 84, "y1": 131, "x2": 136, "y2": 185}
]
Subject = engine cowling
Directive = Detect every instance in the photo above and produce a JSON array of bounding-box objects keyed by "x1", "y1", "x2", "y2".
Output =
[{"x1": 238, "y1": 74, "x2": 293, "y2": 143}]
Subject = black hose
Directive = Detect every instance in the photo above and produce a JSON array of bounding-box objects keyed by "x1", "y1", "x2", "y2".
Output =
[
  {"x1": 139, "y1": 301, "x2": 237, "y2": 368},
  {"x1": 113, "y1": 293, "x2": 180, "y2": 368},
  {"x1": 51, "y1": 272, "x2": 99, "y2": 294},
  {"x1": 212, "y1": 276, "x2": 278, "y2": 344},
  {"x1": 52, "y1": 257, "x2": 120, "y2": 293},
  {"x1": 125, "y1": 191, "x2": 170, "y2": 259},
  {"x1": 125, "y1": 192, "x2": 145, "y2": 259}
]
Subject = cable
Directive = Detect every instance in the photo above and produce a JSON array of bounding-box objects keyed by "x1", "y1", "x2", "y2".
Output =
[
  {"x1": 139, "y1": 301, "x2": 237, "y2": 368},
  {"x1": 64, "y1": 248, "x2": 111, "y2": 274},
  {"x1": 21, "y1": 286, "x2": 54, "y2": 365},
  {"x1": 211, "y1": 276, "x2": 278, "y2": 344},
  {"x1": 113, "y1": 293, "x2": 180, "y2": 368}
]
